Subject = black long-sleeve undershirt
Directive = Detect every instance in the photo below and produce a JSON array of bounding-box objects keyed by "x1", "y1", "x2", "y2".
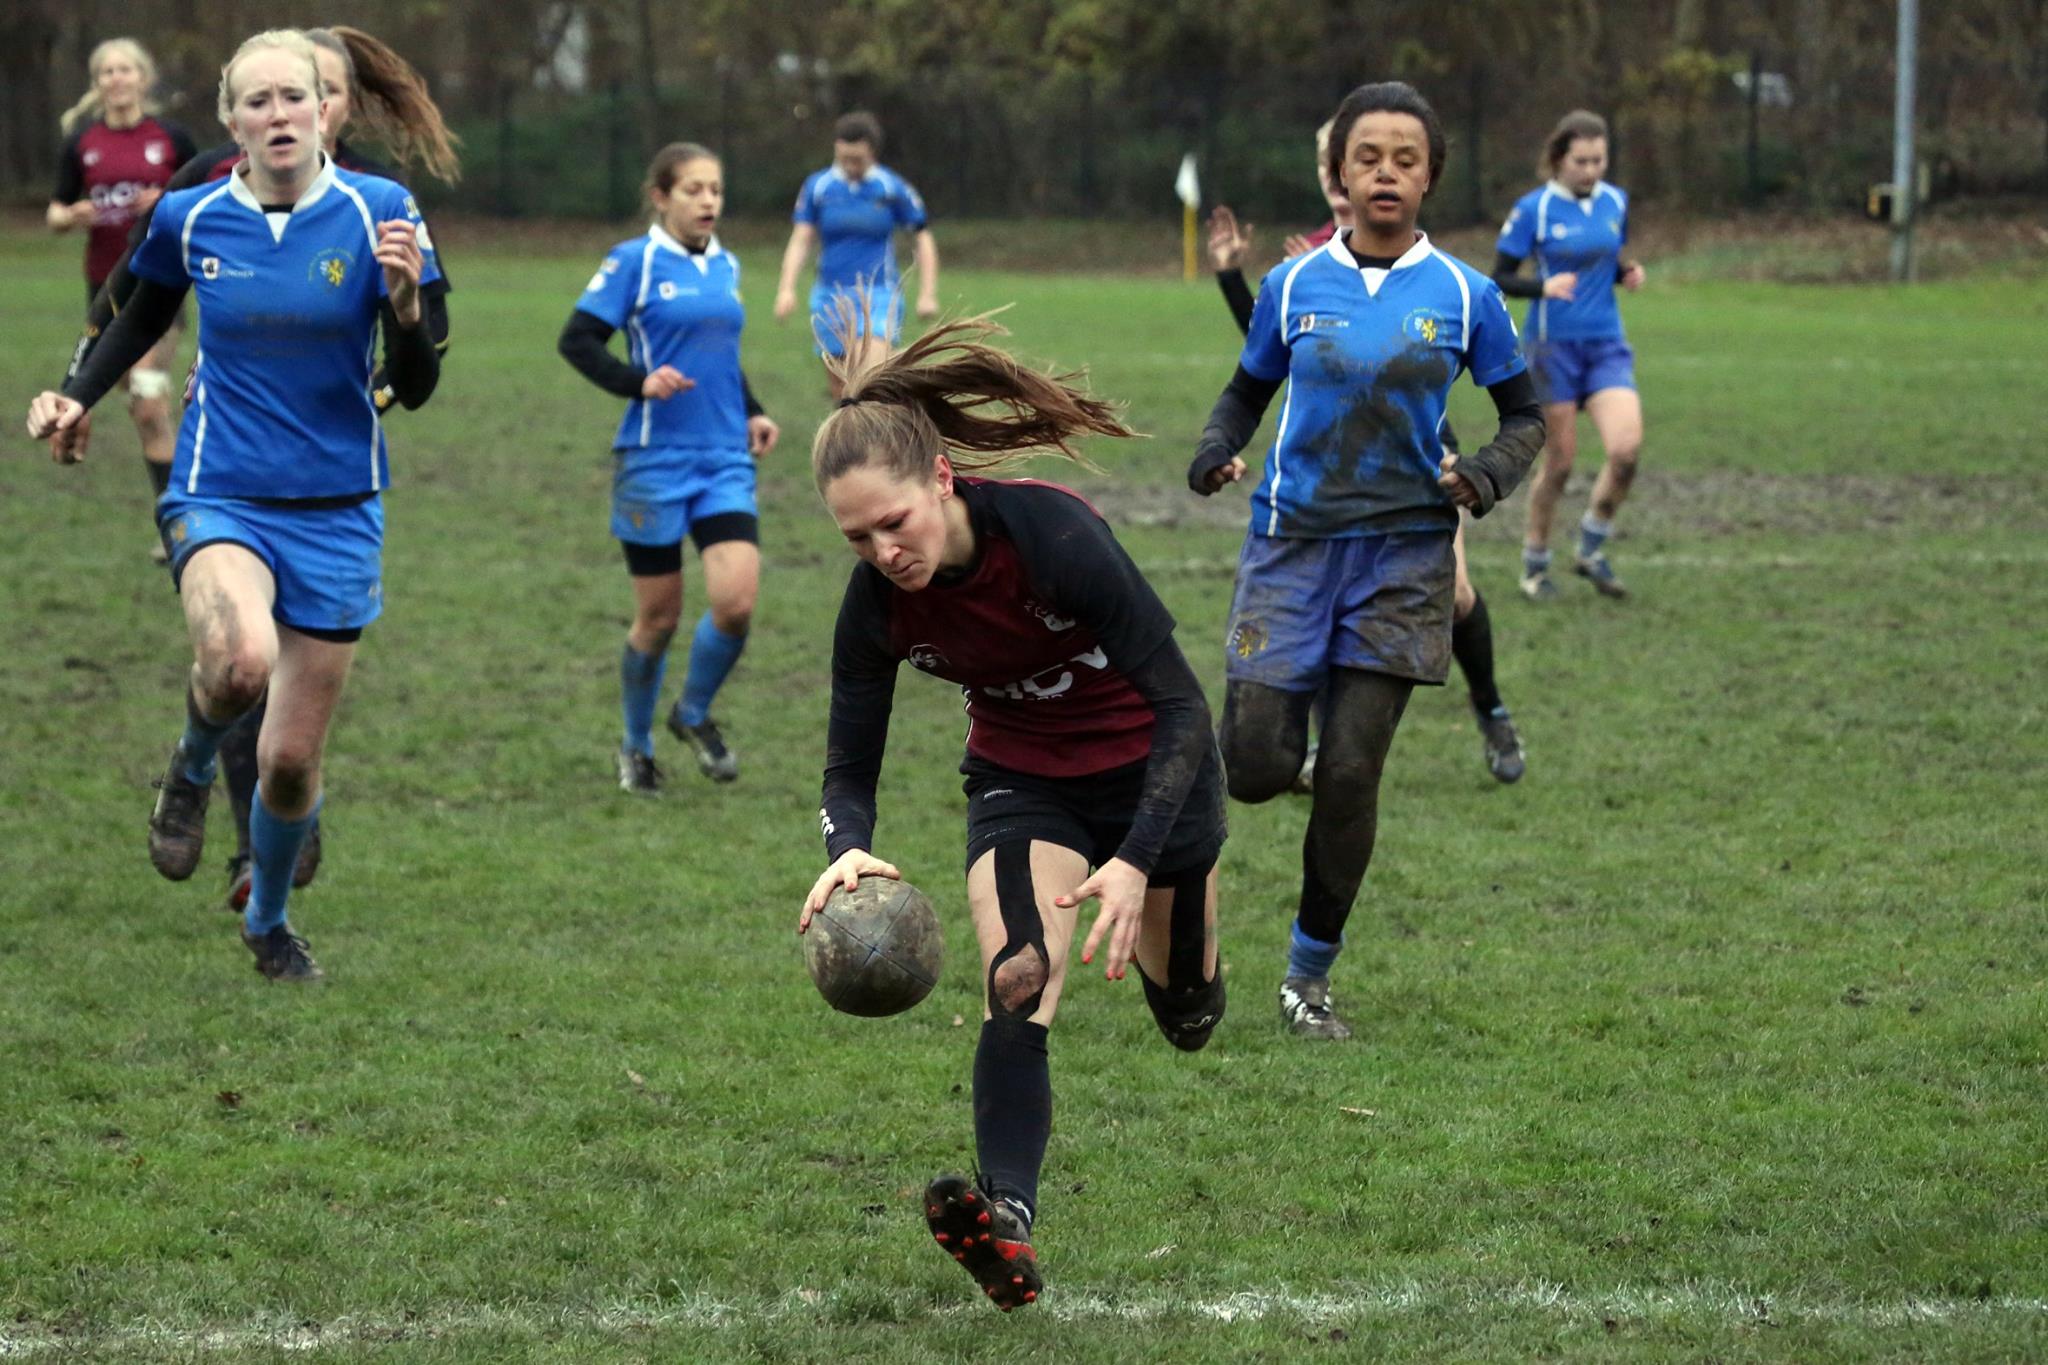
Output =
[
  {"x1": 1491, "y1": 250, "x2": 1543, "y2": 299},
  {"x1": 557, "y1": 309, "x2": 764, "y2": 415},
  {"x1": 62, "y1": 275, "x2": 444, "y2": 415}
]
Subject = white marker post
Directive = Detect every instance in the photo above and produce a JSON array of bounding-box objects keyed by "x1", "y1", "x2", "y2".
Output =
[{"x1": 1175, "y1": 153, "x2": 1200, "y2": 282}]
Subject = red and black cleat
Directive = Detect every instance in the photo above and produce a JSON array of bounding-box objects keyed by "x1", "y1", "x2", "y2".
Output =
[{"x1": 923, "y1": 1173, "x2": 1041, "y2": 1312}]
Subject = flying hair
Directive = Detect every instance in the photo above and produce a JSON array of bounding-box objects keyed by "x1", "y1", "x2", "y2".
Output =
[
  {"x1": 306, "y1": 27, "x2": 462, "y2": 184},
  {"x1": 812, "y1": 303, "x2": 1137, "y2": 491}
]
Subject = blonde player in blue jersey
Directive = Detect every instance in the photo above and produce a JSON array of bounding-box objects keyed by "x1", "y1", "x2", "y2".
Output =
[
  {"x1": 772, "y1": 112, "x2": 939, "y2": 395},
  {"x1": 558, "y1": 142, "x2": 780, "y2": 795},
  {"x1": 27, "y1": 29, "x2": 445, "y2": 982},
  {"x1": 1494, "y1": 109, "x2": 1647, "y2": 600},
  {"x1": 1188, "y1": 82, "x2": 1546, "y2": 1040}
]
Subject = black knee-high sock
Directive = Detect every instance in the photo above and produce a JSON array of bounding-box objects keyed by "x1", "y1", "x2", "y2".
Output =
[
  {"x1": 1452, "y1": 592, "x2": 1504, "y2": 715},
  {"x1": 972, "y1": 1015, "x2": 1051, "y2": 1224},
  {"x1": 220, "y1": 699, "x2": 265, "y2": 861},
  {"x1": 1297, "y1": 670, "x2": 1412, "y2": 944},
  {"x1": 144, "y1": 459, "x2": 171, "y2": 500}
]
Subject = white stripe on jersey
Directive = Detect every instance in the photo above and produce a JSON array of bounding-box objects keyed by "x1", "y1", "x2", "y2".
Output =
[
  {"x1": 187, "y1": 377, "x2": 209, "y2": 494},
  {"x1": 1265, "y1": 245, "x2": 1333, "y2": 535},
  {"x1": 630, "y1": 237, "x2": 659, "y2": 447},
  {"x1": 178, "y1": 183, "x2": 235, "y2": 278},
  {"x1": 332, "y1": 179, "x2": 387, "y2": 489},
  {"x1": 1533, "y1": 185, "x2": 1562, "y2": 342}
]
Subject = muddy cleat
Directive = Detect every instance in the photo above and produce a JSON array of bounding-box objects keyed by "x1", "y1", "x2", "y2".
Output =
[
  {"x1": 1279, "y1": 975, "x2": 1353, "y2": 1041},
  {"x1": 615, "y1": 746, "x2": 664, "y2": 797},
  {"x1": 1477, "y1": 708, "x2": 1525, "y2": 785},
  {"x1": 1140, "y1": 971, "x2": 1227, "y2": 1052},
  {"x1": 1291, "y1": 743, "x2": 1318, "y2": 795},
  {"x1": 1573, "y1": 552, "x2": 1629, "y2": 599},
  {"x1": 923, "y1": 1173, "x2": 1042, "y2": 1311},
  {"x1": 242, "y1": 924, "x2": 323, "y2": 982},
  {"x1": 1518, "y1": 569, "x2": 1559, "y2": 602},
  {"x1": 224, "y1": 855, "x2": 253, "y2": 913},
  {"x1": 148, "y1": 749, "x2": 212, "y2": 881},
  {"x1": 293, "y1": 818, "x2": 323, "y2": 888},
  {"x1": 667, "y1": 711, "x2": 739, "y2": 783}
]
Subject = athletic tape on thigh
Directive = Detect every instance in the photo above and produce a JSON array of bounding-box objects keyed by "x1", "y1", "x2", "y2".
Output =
[
  {"x1": 987, "y1": 842, "x2": 1048, "y2": 1018},
  {"x1": 1163, "y1": 868, "x2": 1209, "y2": 991},
  {"x1": 128, "y1": 368, "x2": 173, "y2": 400}
]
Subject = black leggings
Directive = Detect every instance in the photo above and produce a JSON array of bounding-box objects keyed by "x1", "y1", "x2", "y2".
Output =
[{"x1": 1219, "y1": 669, "x2": 1413, "y2": 944}]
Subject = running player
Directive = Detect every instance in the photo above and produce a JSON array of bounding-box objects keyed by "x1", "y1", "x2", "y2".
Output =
[
  {"x1": 799, "y1": 316, "x2": 1226, "y2": 1311},
  {"x1": 772, "y1": 112, "x2": 939, "y2": 394},
  {"x1": 558, "y1": 142, "x2": 780, "y2": 794},
  {"x1": 51, "y1": 24, "x2": 461, "y2": 914},
  {"x1": 48, "y1": 38, "x2": 196, "y2": 542},
  {"x1": 1495, "y1": 109, "x2": 1647, "y2": 600},
  {"x1": 1207, "y1": 139, "x2": 1524, "y2": 786},
  {"x1": 27, "y1": 28, "x2": 448, "y2": 982},
  {"x1": 1189, "y1": 82, "x2": 1544, "y2": 1040}
]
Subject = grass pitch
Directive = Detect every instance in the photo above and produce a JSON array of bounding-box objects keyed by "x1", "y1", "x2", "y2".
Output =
[{"x1": 1, "y1": 216, "x2": 2043, "y2": 1361}]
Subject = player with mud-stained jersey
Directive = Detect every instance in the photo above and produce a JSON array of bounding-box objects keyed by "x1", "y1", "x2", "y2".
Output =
[
  {"x1": 799, "y1": 317, "x2": 1226, "y2": 1315},
  {"x1": 1188, "y1": 82, "x2": 1545, "y2": 1044}
]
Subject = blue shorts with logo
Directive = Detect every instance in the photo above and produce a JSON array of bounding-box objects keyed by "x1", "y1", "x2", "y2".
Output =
[
  {"x1": 810, "y1": 283, "x2": 901, "y2": 357},
  {"x1": 611, "y1": 447, "x2": 757, "y2": 545},
  {"x1": 158, "y1": 492, "x2": 384, "y2": 635},
  {"x1": 1223, "y1": 530, "x2": 1456, "y2": 690},
  {"x1": 1528, "y1": 337, "x2": 1636, "y2": 407}
]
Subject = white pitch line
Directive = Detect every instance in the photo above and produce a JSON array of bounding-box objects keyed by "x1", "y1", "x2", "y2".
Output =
[
  {"x1": 1137, "y1": 548, "x2": 2048, "y2": 577},
  {"x1": 2, "y1": 1284, "x2": 2042, "y2": 1355}
]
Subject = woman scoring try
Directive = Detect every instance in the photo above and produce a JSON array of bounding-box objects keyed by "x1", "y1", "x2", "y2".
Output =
[
  {"x1": 558, "y1": 142, "x2": 780, "y2": 793},
  {"x1": 798, "y1": 316, "x2": 1227, "y2": 1311},
  {"x1": 28, "y1": 28, "x2": 447, "y2": 982},
  {"x1": 1189, "y1": 83, "x2": 1545, "y2": 1041}
]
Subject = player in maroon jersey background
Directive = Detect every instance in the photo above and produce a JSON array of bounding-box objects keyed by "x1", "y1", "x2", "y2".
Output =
[
  {"x1": 48, "y1": 37, "x2": 196, "y2": 532},
  {"x1": 796, "y1": 315, "x2": 1228, "y2": 1312}
]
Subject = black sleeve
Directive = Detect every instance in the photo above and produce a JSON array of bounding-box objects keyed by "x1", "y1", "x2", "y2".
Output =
[
  {"x1": 165, "y1": 121, "x2": 199, "y2": 171},
  {"x1": 1010, "y1": 488, "x2": 1178, "y2": 675},
  {"x1": 558, "y1": 309, "x2": 646, "y2": 399},
  {"x1": 1188, "y1": 364, "x2": 1284, "y2": 494},
  {"x1": 741, "y1": 369, "x2": 764, "y2": 419},
  {"x1": 62, "y1": 276, "x2": 187, "y2": 410},
  {"x1": 1453, "y1": 370, "x2": 1546, "y2": 517},
  {"x1": 378, "y1": 290, "x2": 446, "y2": 410},
  {"x1": 1110, "y1": 638, "x2": 1213, "y2": 876},
  {"x1": 819, "y1": 569, "x2": 901, "y2": 861},
  {"x1": 1492, "y1": 250, "x2": 1543, "y2": 300},
  {"x1": 371, "y1": 277, "x2": 452, "y2": 413},
  {"x1": 1216, "y1": 268, "x2": 1255, "y2": 335},
  {"x1": 53, "y1": 130, "x2": 85, "y2": 203}
]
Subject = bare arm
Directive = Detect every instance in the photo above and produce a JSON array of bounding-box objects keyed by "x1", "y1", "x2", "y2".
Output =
[
  {"x1": 47, "y1": 200, "x2": 91, "y2": 233},
  {"x1": 912, "y1": 228, "x2": 939, "y2": 316},
  {"x1": 774, "y1": 223, "x2": 817, "y2": 320}
]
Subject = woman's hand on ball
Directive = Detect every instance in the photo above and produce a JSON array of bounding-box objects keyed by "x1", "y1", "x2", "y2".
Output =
[{"x1": 799, "y1": 850, "x2": 901, "y2": 933}]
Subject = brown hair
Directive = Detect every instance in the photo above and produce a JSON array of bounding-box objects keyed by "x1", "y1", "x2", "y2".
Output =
[
  {"x1": 643, "y1": 142, "x2": 720, "y2": 202},
  {"x1": 306, "y1": 26, "x2": 462, "y2": 185},
  {"x1": 1540, "y1": 109, "x2": 1608, "y2": 178},
  {"x1": 833, "y1": 111, "x2": 883, "y2": 151},
  {"x1": 812, "y1": 311, "x2": 1137, "y2": 491}
]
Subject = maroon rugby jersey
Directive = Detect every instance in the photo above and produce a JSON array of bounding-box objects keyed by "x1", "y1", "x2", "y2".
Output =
[
  {"x1": 54, "y1": 117, "x2": 196, "y2": 285},
  {"x1": 828, "y1": 477, "x2": 1177, "y2": 779}
]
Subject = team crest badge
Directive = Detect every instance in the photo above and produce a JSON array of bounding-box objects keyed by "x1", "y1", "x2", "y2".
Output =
[
  {"x1": 658, "y1": 281, "x2": 679, "y2": 300},
  {"x1": 145, "y1": 141, "x2": 167, "y2": 165},
  {"x1": 310, "y1": 248, "x2": 354, "y2": 287},
  {"x1": 201, "y1": 257, "x2": 221, "y2": 281},
  {"x1": 1229, "y1": 618, "x2": 1267, "y2": 660},
  {"x1": 907, "y1": 644, "x2": 949, "y2": 672},
  {"x1": 1403, "y1": 309, "x2": 1450, "y2": 346}
]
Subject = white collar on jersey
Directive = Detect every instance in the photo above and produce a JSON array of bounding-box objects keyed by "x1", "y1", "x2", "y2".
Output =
[
  {"x1": 649, "y1": 223, "x2": 723, "y2": 271},
  {"x1": 227, "y1": 150, "x2": 337, "y2": 216},
  {"x1": 1547, "y1": 178, "x2": 1606, "y2": 211},
  {"x1": 1324, "y1": 229, "x2": 1433, "y2": 273},
  {"x1": 827, "y1": 163, "x2": 878, "y2": 186}
]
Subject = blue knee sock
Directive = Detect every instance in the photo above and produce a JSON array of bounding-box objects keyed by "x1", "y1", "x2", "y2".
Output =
[
  {"x1": 675, "y1": 613, "x2": 746, "y2": 728},
  {"x1": 1286, "y1": 919, "x2": 1343, "y2": 981},
  {"x1": 1578, "y1": 514, "x2": 1613, "y2": 559},
  {"x1": 246, "y1": 787, "x2": 319, "y2": 936},
  {"x1": 620, "y1": 643, "x2": 667, "y2": 756},
  {"x1": 178, "y1": 691, "x2": 234, "y2": 785},
  {"x1": 1522, "y1": 545, "x2": 1552, "y2": 578}
]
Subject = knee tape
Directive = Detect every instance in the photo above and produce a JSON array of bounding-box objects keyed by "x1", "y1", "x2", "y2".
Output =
[
  {"x1": 987, "y1": 843, "x2": 1048, "y2": 1018},
  {"x1": 128, "y1": 368, "x2": 173, "y2": 401}
]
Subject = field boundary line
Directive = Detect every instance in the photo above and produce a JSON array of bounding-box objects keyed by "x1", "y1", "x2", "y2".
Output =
[{"x1": 4, "y1": 1283, "x2": 2044, "y2": 1354}]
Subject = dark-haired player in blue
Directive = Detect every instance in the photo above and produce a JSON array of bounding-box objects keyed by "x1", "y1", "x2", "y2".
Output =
[
  {"x1": 1495, "y1": 108, "x2": 1647, "y2": 601},
  {"x1": 772, "y1": 111, "x2": 939, "y2": 395},
  {"x1": 27, "y1": 29, "x2": 445, "y2": 982},
  {"x1": 559, "y1": 141, "x2": 780, "y2": 795},
  {"x1": 1189, "y1": 81, "x2": 1545, "y2": 1040}
]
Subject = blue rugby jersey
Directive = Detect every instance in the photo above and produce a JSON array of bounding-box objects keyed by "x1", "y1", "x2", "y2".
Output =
[
  {"x1": 1238, "y1": 232, "x2": 1525, "y2": 539},
  {"x1": 576, "y1": 226, "x2": 747, "y2": 454},
  {"x1": 128, "y1": 156, "x2": 442, "y2": 498},
  {"x1": 1496, "y1": 180, "x2": 1630, "y2": 343},
  {"x1": 792, "y1": 164, "x2": 928, "y2": 293}
]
